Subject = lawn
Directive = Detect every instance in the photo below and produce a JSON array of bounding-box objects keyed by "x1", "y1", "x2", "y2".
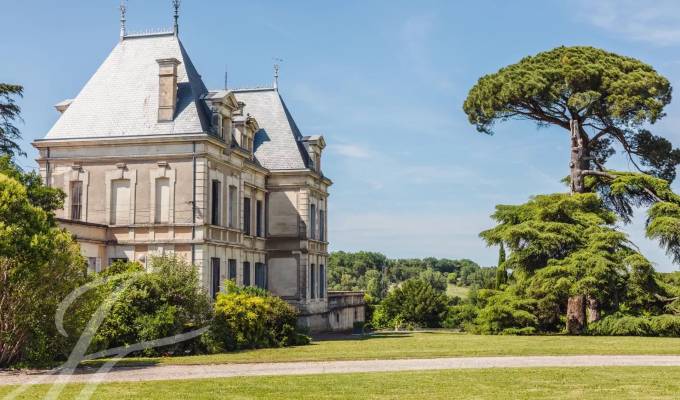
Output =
[
  {"x1": 3, "y1": 367, "x2": 680, "y2": 399},
  {"x1": 85, "y1": 331, "x2": 680, "y2": 367},
  {"x1": 447, "y1": 284, "x2": 470, "y2": 298}
]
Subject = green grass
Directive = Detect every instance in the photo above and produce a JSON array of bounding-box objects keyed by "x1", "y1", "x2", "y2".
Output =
[
  {"x1": 447, "y1": 284, "x2": 470, "y2": 298},
  {"x1": 3, "y1": 367, "x2": 680, "y2": 399},
  {"x1": 85, "y1": 331, "x2": 680, "y2": 367}
]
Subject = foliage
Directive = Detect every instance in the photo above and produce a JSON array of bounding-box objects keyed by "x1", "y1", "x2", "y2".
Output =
[
  {"x1": 589, "y1": 314, "x2": 680, "y2": 337},
  {"x1": 328, "y1": 251, "x2": 489, "y2": 299},
  {"x1": 204, "y1": 281, "x2": 309, "y2": 352},
  {"x1": 0, "y1": 84, "x2": 25, "y2": 158},
  {"x1": 443, "y1": 304, "x2": 478, "y2": 330},
  {"x1": 495, "y1": 243, "x2": 507, "y2": 289},
  {"x1": 463, "y1": 46, "x2": 678, "y2": 185},
  {"x1": 470, "y1": 289, "x2": 538, "y2": 335},
  {"x1": 376, "y1": 279, "x2": 448, "y2": 328},
  {"x1": 417, "y1": 268, "x2": 447, "y2": 293},
  {"x1": 0, "y1": 167, "x2": 87, "y2": 367},
  {"x1": 91, "y1": 256, "x2": 213, "y2": 357}
]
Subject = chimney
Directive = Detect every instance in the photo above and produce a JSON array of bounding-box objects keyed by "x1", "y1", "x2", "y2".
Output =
[{"x1": 156, "y1": 58, "x2": 181, "y2": 122}]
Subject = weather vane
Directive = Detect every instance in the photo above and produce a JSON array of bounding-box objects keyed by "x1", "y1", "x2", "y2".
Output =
[
  {"x1": 119, "y1": 0, "x2": 127, "y2": 39},
  {"x1": 273, "y1": 58, "x2": 283, "y2": 90},
  {"x1": 173, "y1": 0, "x2": 181, "y2": 35}
]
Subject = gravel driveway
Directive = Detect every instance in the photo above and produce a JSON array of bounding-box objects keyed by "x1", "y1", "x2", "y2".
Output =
[{"x1": 3, "y1": 355, "x2": 680, "y2": 386}]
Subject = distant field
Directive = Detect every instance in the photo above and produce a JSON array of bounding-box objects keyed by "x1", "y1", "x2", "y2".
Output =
[
  {"x1": 84, "y1": 331, "x2": 680, "y2": 367},
  {"x1": 4, "y1": 367, "x2": 680, "y2": 399},
  {"x1": 447, "y1": 284, "x2": 470, "y2": 298}
]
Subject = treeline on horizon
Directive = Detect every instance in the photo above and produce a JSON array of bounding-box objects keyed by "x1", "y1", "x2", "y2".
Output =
[{"x1": 327, "y1": 251, "x2": 496, "y2": 294}]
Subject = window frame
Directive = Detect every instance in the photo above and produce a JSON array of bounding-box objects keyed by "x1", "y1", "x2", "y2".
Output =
[{"x1": 70, "y1": 180, "x2": 83, "y2": 221}]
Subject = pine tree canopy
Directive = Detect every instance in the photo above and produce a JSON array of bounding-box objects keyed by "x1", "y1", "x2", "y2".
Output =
[
  {"x1": 463, "y1": 46, "x2": 680, "y2": 183},
  {"x1": 0, "y1": 84, "x2": 25, "y2": 158}
]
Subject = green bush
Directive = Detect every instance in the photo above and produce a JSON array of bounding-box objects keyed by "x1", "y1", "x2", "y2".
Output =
[
  {"x1": 91, "y1": 256, "x2": 213, "y2": 356},
  {"x1": 378, "y1": 278, "x2": 448, "y2": 328},
  {"x1": 203, "y1": 282, "x2": 310, "y2": 352},
  {"x1": 589, "y1": 314, "x2": 680, "y2": 337},
  {"x1": 443, "y1": 304, "x2": 478, "y2": 330},
  {"x1": 470, "y1": 291, "x2": 538, "y2": 335}
]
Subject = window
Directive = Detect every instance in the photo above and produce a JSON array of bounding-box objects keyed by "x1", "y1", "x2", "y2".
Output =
[
  {"x1": 242, "y1": 261, "x2": 251, "y2": 286},
  {"x1": 319, "y1": 264, "x2": 325, "y2": 298},
  {"x1": 310, "y1": 264, "x2": 316, "y2": 299},
  {"x1": 228, "y1": 259, "x2": 237, "y2": 281},
  {"x1": 109, "y1": 257, "x2": 128, "y2": 265},
  {"x1": 155, "y1": 177, "x2": 170, "y2": 223},
  {"x1": 211, "y1": 180, "x2": 221, "y2": 225},
  {"x1": 70, "y1": 181, "x2": 83, "y2": 221},
  {"x1": 111, "y1": 179, "x2": 130, "y2": 225},
  {"x1": 310, "y1": 204, "x2": 316, "y2": 240},
  {"x1": 319, "y1": 209, "x2": 325, "y2": 242},
  {"x1": 243, "y1": 197, "x2": 251, "y2": 235},
  {"x1": 221, "y1": 117, "x2": 230, "y2": 139},
  {"x1": 228, "y1": 185, "x2": 238, "y2": 228},
  {"x1": 87, "y1": 257, "x2": 98, "y2": 274},
  {"x1": 256, "y1": 200, "x2": 263, "y2": 237},
  {"x1": 211, "y1": 257, "x2": 221, "y2": 299},
  {"x1": 255, "y1": 263, "x2": 267, "y2": 289}
]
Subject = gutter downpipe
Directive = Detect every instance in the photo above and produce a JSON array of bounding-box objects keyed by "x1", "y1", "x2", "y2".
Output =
[{"x1": 191, "y1": 141, "x2": 196, "y2": 265}]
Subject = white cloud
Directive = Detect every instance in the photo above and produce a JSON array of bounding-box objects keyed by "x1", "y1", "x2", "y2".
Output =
[
  {"x1": 576, "y1": 0, "x2": 680, "y2": 46},
  {"x1": 329, "y1": 143, "x2": 373, "y2": 159}
]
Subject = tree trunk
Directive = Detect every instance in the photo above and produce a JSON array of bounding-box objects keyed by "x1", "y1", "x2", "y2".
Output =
[
  {"x1": 569, "y1": 119, "x2": 588, "y2": 194},
  {"x1": 587, "y1": 296, "x2": 600, "y2": 323},
  {"x1": 566, "y1": 295, "x2": 586, "y2": 334}
]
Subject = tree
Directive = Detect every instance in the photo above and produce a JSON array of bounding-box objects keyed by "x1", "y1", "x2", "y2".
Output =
[
  {"x1": 0, "y1": 167, "x2": 86, "y2": 366},
  {"x1": 418, "y1": 268, "x2": 447, "y2": 293},
  {"x1": 464, "y1": 46, "x2": 680, "y2": 333},
  {"x1": 0, "y1": 84, "x2": 25, "y2": 158},
  {"x1": 495, "y1": 243, "x2": 507, "y2": 289},
  {"x1": 464, "y1": 46, "x2": 678, "y2": 197},
  {"x1": 379, "y1": 279, "x2": 448, "y2": 328}
]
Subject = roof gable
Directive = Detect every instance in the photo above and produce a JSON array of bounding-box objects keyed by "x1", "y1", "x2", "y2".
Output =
[{"x1": 233, "y1": 89, "x2": 310, "y2": 170}]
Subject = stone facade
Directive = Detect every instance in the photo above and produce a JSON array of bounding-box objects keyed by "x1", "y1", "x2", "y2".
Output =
[{"x1": 33, "y1": 29, "x2": 363, "y2": 332}]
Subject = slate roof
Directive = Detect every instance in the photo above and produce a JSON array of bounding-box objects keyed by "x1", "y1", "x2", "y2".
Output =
[
  {"x1": 45, "y1": 33, "x2": 210, "y2": 139},
  {"x1": 233, "y1": 88, "x2": 310, "y2": 171}
]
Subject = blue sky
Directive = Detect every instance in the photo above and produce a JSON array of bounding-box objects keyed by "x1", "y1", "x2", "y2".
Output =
[{"x1": 3, "y1": 0, "x2": 680, "y2": 270}]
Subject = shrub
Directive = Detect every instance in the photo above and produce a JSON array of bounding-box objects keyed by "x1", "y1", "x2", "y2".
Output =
[
  {"x1": 443, "y1": 304, "x2": 478, "y2": 330},
  {"x1": 204, "y1": 282, "x2": 309, "y2": 352},
  {"x1": 91, "y1": 256, "x2": 213, "y2": 356},
  {"x1": 378, "y1": 278, "x2": 448, "y2": 328},
  {"x1": 589, "y1": 314, "x2": 680, "y2": 337},
  {"x1": 470, "y1": 291, "x2": 538, "y2": 335},
  {"x1": 0, "y1": 166, "x2": 88, "y2": 367}
]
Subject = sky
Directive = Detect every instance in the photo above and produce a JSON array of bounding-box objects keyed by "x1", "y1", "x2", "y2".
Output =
[{"x1": 3, "y1": 0, "x2": 680, "y2": 270}]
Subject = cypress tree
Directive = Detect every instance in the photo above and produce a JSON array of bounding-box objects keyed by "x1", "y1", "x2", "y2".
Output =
[{"x1": 495, "y1": 243, "x2": 507, "y2": 289}]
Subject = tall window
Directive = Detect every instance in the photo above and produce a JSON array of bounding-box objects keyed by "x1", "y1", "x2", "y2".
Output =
[
  {"x1": 211, "y1": 180, "x2": 221, "y2": 225},
  {"x1": 255, "y1": 263, "x2": 267, "y2": 289},
  {"x1": 111, "y1": 179, "x2": 130, "y2": 225},
  {"x1": 211, "y1": 257, "x2": 221, "y2": 299},
  {"x1": 243, "y1": 261, "x2": 251, "y2": 286},
  {"x1": 155, "y1": 177, "x2": 170, "y2": 223},
  {"x1": 228, "y1": 259, "x2": 237, "y2": 281},
  {"x1": 319, "y1": 264, "x2": 325, "y2": 298},
  {"x1": 310, "y1": 204, "x2": 316, "y2": 240},
  {"x1": 256, "y1": 200, "x2": 263, "y2": 237},
  {"x1": 228, "y1": 185, "x2": 238, "y2": 228},
  {"x1": 310, "y1": 264, "x2": 316, "y2": 299},
  {"x1": 70, "y1": 181, "x2": 83, "y2": 221},
  {"x1": 319, "y1": 209, "x2": 325, "y2": 242},
  {"x1": 243, "y1": 197, "x2": 251, "y2": 235}
]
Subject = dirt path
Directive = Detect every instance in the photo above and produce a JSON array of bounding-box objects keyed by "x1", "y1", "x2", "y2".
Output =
[{"x1": 3, "y1": 355, "x2": 680, "y2": 386}]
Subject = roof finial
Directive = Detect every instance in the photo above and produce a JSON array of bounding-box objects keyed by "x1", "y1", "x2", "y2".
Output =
[
  {"x1": 273, "y1": 58, "x2": 283, "y2": 91},
  {"x1": 173, "y1": 0, "x2": 180, "y2": 36},
  {"x1": 119, "y1": 0, "x2": 127, "y2": 40}
]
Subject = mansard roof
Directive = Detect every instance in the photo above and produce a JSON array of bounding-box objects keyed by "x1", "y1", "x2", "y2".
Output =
[
  {"x1": 233, "y1": 88, "x2": 311, "y2": 171},
  {"x1": 45, "y1": 33, "x2": 210, "y2": 139}
]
